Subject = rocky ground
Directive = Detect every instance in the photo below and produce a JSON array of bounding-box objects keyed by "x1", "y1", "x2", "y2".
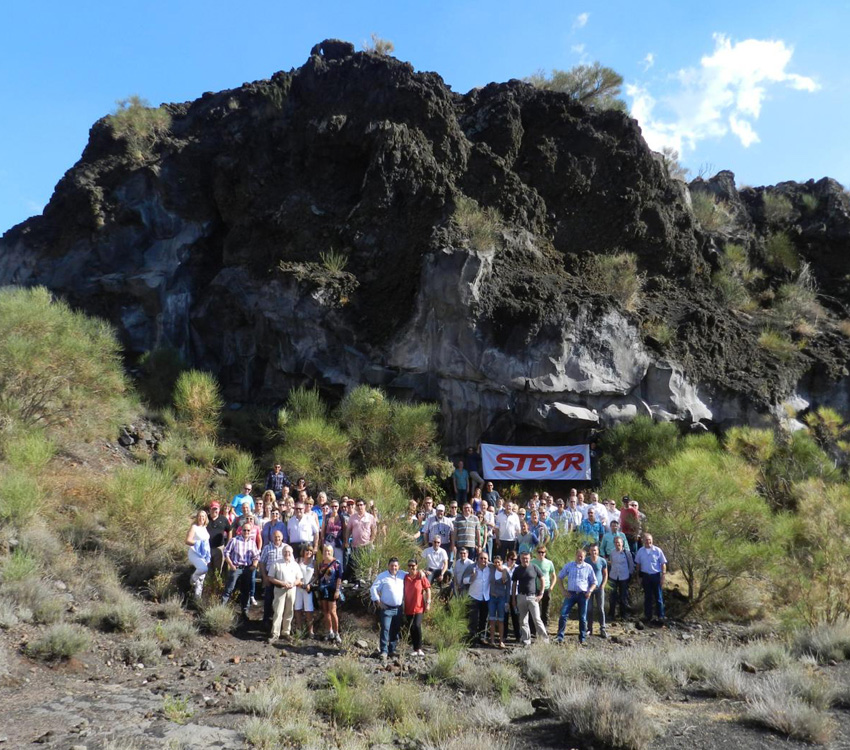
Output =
[{"x1": 4, "y1": 600, "x2": 850, "y2": 750}]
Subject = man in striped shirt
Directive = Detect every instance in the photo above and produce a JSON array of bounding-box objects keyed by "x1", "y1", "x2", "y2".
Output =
[
  {"x1": 222, "y1": 523, "x2": 260, "y2": 619},
  {"x1": 452, "y1": 503, "x2": 480, "y2": 559}
]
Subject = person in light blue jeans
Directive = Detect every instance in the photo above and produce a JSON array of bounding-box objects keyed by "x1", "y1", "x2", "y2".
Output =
[{"x1": 556, "y1": 549, "x2": 597, "y2": 644}]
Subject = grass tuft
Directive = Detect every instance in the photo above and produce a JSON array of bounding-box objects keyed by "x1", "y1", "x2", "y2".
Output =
[
  {"x1": 26, "y1": 623, "x2": 92, "y2": 661},
  {"x1": 199, "y1": 602, "x2": 236, "y2": 635}
]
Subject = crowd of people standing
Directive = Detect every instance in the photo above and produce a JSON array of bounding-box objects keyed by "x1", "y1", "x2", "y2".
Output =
[{"x1": 185, "y1": 460, "x2": 668, "y2": 655}]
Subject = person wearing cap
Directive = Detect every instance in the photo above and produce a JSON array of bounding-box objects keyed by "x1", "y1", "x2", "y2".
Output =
[
  {"x1": 424, "y1": 504, "x2": 453, "y2": 546},
  {"x1": 600, "y1": 520, "x2": 629, "y2": 558},
  {"x1": 423, "y1": 535, "x2": 449, "y2": 584},
  {"x1": 207, "y1": 501, "x2": 232, "y2": 577}
]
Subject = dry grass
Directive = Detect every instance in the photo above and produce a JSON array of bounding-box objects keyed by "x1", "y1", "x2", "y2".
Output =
[{"x1": 26, "y1": 623, "x2": 92, "y2": 661}]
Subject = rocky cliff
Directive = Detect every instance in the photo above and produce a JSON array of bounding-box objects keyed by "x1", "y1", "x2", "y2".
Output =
[{"x1": 3, "y1": 39, "x2": 850, "y2": 451}]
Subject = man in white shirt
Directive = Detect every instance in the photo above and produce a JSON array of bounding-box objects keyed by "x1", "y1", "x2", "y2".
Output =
[
  {"x1": 423, "y1": 536, "x2": 449, "y2": 584},
  {"x1": 496, "y1": 503, "x2": 521, "y2": 560},
  {"x1": 287, "y1": 502, "x2": 318, "y2": 558},
  {"x1": 369, "y1": 558, "x2": 407, "y2": 661},
  {"x1": 565, "y1": 497, "x2": 583, "y2": 532},
  {"x1": 466, "y1": 550, "x2": 491, "y2": 643},
  {"x1": 604, "y1": 499, "x2": 620, "y2": 530},
  {"x1": 586, "y1": 492, "x2": 609, "y2": 528}
]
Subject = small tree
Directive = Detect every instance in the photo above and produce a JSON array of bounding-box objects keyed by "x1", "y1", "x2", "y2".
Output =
[
  {"x1": 526, "y1": 62, "x2": 626, "y2": 111},
  {"x1": 600, "y1": 416, "x2": 679, "y2": 477},
  {"x1": 107, "y1": 95, "x2": 171, "y2": 160},
  {"x1": 363, "y1": 33, "x2": 394, "y2": 55},
  {"x1": 657, "y1": 146, "x2": 690, "y2": 181},
  {"x1": 647, "y1": 448, "x2": 771, "y2": 610}
]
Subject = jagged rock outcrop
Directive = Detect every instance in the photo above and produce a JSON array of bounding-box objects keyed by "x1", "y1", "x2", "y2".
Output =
[{"x1": 2, "y1": 40, "x2": 850, "y2": 450}]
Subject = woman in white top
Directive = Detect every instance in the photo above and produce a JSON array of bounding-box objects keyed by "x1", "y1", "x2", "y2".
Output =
[{"x1": 186, "y1": 510, "x2": 211, "y2": 599}]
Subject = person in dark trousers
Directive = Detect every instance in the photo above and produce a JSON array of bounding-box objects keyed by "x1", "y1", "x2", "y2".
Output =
[{"x1": 403, "y1": 559, "x2": 431, "y2": 657}]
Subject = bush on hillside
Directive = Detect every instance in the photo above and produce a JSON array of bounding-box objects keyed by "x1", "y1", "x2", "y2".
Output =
[
  {"x1": 691, "y1": 192, "x2": 733, "y2": 232},
  {"x1": 0, "y1": 286, "x2": 131, "y2": 438},
  {"x1": 278, "y1": 417, "x2": 351, "y2": 490},
  {"x1": 764, "y1": 232, "x2": 800, "y2": 274},
  {"x1": 173, "y1": 370, "x2": 223, "y2": 440},
  {"x1": 137, "y1": 347, "x2": 187, "y2": 407},
  {"x1": 584, "y1": 252, "x2": 643, "y2": 311},
  {"x1": 107, "y1": 95, "x2": 171, "y2": 160},
  {"x1": 762, "y1": 193, "x2": 794, "y2": 225},
  {"x1": 600, "y1": 416, "x2": 679, "y2": 477},
  {"x1": 453, "y1": 195, "x2": 502, "y2": 252},
  {"x1": 647, "y1": 447, "x2": 771, "y2": 609}
]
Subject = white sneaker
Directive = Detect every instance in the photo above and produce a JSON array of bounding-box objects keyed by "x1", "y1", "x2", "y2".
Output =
[
  {"x1": 250, "y1": 597, "x2": 259, "y2": 607},
  {"x1": 415, "y1": 649, "x2": 425, "y2": 656}
]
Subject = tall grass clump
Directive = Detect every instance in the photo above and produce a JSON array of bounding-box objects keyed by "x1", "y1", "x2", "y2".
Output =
[
  {"x1": 453, "y1": 195, "x2": 501, "y2": 252},
  {"x1": 219, "y1": 447, "x2": 257, "y2": 497},
  {"x1": 0, "y1": 286, "x2": 131, "y2": 437},
  {"x1": 278, "y1": 417, "x2": 351, "y2": 489},
  {"x1": 173, "y1": 370, "x2": 223, "y2": 440},
  {"x1": 26, "y1": 623, "x2": 92, "y2": 661},
  {"x1": 107, "y1": 95, "x2": 171, "y2": 160},
  {"x1": 319, "y1": 658, "x2": 373, "y2": 727},
  {"x1": 600, "y1": 416, "x2": 679, "y2": 477},
  {"x1": 1, "y1": 429, "x2": 55, "y2": 473},
  {"x1": 691, "y1": 191, "x2": 733, "y2": 231},
  {"x1": 235, "y1": 673, "x2": 313, "y2": 722},
  {"x1": 425, "y1": 596, "x2": 471, "y2": 649},
  {"x1": 199, "y1": 602, "x2": 236, "y2": 635},
  {"x1": 773, "y1": 264, "x2": 824, "y2": 330},
  {"x1": 547, "y1": 676, "x2": 659, "y2": 750},
  {"x1": 0, "y1": 471, "x2": 39, "y2": 528},
  {"x1": 103, "y1": 464, "x2": 193, "y2": 581},
  {"x1": 81, "y1": 591, "x2": 144, "y2": 633},
  {"x1": 758, "y1": 329, "x2": 798, "y2": 361},
  {"x1": 584, "y1": 252, "x2": 643, "y2": 311},
  {"x1": 763, "y1": 232, "x2": 800, "y2": 274},
  {"x1": 762, "y1": 193, "x2": 794, "y2": 224}
]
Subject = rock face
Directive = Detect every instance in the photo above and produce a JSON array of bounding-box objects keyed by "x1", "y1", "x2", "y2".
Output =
[{"x1": 2, "y1": 40, "x2": 850, "y2": 451}]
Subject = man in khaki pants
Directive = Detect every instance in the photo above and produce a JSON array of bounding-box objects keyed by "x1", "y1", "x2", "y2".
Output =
[
  {"x1": 511, "y1": 551, "x2": 549, "y2": 646},
  {"x1": 266, "y1": 544, "x2": 302, "y2": 642}
]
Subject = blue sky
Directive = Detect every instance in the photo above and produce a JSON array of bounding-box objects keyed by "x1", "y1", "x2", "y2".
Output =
[{"x1": 1, "y1": 0, "x2": 847, "y2": 234}]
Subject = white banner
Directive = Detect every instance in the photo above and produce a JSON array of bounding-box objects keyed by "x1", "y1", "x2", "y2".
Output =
[{"x1": 481, "y1": 443, "x2": 591, "y2": 481}]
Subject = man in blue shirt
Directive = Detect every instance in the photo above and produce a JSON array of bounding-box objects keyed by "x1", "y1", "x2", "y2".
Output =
[
  {"x1": 579, "y1": 509, "x2": 605, "y2": 545},
  {"x1": 452, "y1": 461, "x2": 470, "y2": 504},
  {"x1": 556, "y1": 549, "x2": 597, "y2": 644},
  {"x1": 231, "y1": 482, "x2": 255, "y2": 517},
  {"x1": 634, "y1": 533, "x2": 667, "y2": 622},
  {"x1": 600, "y1": 520, "x2": 629, "y2": 558}
]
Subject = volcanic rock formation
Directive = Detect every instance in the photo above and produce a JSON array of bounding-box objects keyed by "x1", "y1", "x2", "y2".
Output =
[{"x1": 2, "y1": 40, "x2": 850, "y2": 450}]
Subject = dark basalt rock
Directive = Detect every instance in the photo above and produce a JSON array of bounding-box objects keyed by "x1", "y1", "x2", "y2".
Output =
[{"x1": 2, "y1": 41, "x2": 849, "y2": 449}]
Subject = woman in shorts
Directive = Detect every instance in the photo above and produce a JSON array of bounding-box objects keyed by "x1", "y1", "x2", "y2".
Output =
[{"x1": 317, "y1": 543, "x2": 343, "y2": 643}]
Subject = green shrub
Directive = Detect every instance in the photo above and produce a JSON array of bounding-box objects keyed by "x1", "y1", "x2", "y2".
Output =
[
  {"x1": 488, "y1": 663, "x2": 519, "y2": 704},
  {"x1": 82, "y1": 592, "x2": 144, "y2": 633},
  {"x1": 526, "y1": 62, "x2": 626, "y2": 111},
  {"x1": 319, "y1": 665, "x2": 373, "y2": 727},
  {"x1": 427, "y1": 646, "x2": 465, "y2": 685},
  {"x1": 320, "y1": 250, "x2": 349, "y2": 273},
  {"x1": 241, "y1": 717, "x2": 280, "y2": 750},
  {"x1": 642, "y1": 319, "x2": 673, "y2": 347},
  {"x1": 758, "y1": 329, "x2": 798, "y2": 361},
  {"x1": 773, "y1": 264, "x2": 824, "y2": 329},
  {"x1": 712, "y1": 269, "x2": 751, "y2": 309},
  {"x1": 173, "y1": 370, "x2": 223, "y2": 439},
  {"x1": 725, "y1": 426, "x2": 776, "y2": 465},
  {"x1": 763, "y1": 193, "x2": 794, "y2": 224},
  {"x1": 0, "y1": 286, "x2": 131, "y2": 437},
  {"x1": 764, "y1": 232, "x2": 800, "y2": 273},
  {"x1": 153, "y1": 619, "x2": 197, "y2": 652},
  {"x1": 220, "y1": 448, "x2": 257, "y2": 497},
  {"x1": 185, "y1": 436, "x2": 217, "y2": 467},
  {"x1": 234, "y1": 673, "x2": 313, "y2": 722},
  {"x1": 199, "y1": 602, "x2": 236, "y2": 634},
  {"x1": 103, "y1": 464, "x2": 193, "y2": 581},
  {"x1": 286, "y1": 385, "x2": 327, "y2": 422},
  {"x1": 122, "y1": 636, "x2": 162, "y2": 666},
  {"x1": 0, "y1": 470, "x2": 39, "y2": 528},
  {"x1": 278, "y1": 417, "x2": 351, "y2": 489},
  {"x1": 585, "y1": 252, "x2": 643, "y2": 311},
  {"x1": 691, "y1": 192, "x2": 733, "y2": 232},
  {"x1": 26, "y1": 623, "x2": 92, "y2": 661},
  {"x1": 1, "y1": 429, "x2": 55, "y2": 472},
  {"x1": 425, "y1": 596, "x2": 470, "y2": 650},
  {"x1": 162, "y1": 693, "x2": 194, "y2": 724},
  {"x1": 547, "y1": 676, "x2": 658, "y2": 750},
  {"x1": 0, "y1": 549, "x2": 39, "y2": 583},
  {"x1": 647, "y1": 448, "x2": 771, "y2": 609},
  {"x1": 453, "y1": 195, "x2": 501, "y2": 252},
  {"x1": 801, "y1": 193, "x2": 820, "y2": 213},
  {"x1": 107, "y1": 95, "x2": 171, "y2": 160},
  {"x1": 137, "y1": 347, "x2": 187, "y2": 407},
  {"x1": 32, "y1": 596, "x2": 65, "y2": 625},
  {"x1": 600, "y1": 416, "x2": 679, "y2": 477}
]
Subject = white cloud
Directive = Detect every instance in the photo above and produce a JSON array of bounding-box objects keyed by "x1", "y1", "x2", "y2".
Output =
[
  {"x1": 628, "y1": 33, "x2": 819, "y2": 155},
  {"x1": 573, "y1": 12, "x2": 589, "y2": 29},
  {"x1": 641, "y1": 53, "x2": 655, "y2": 72},
  {"x1": 571, "y1": 43, "x2": 586, "y2": 55}
]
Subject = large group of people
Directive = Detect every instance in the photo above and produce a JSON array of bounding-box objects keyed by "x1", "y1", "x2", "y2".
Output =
[{"x1": 186, "y1": 460, "x2": 667, "y2": 653}]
